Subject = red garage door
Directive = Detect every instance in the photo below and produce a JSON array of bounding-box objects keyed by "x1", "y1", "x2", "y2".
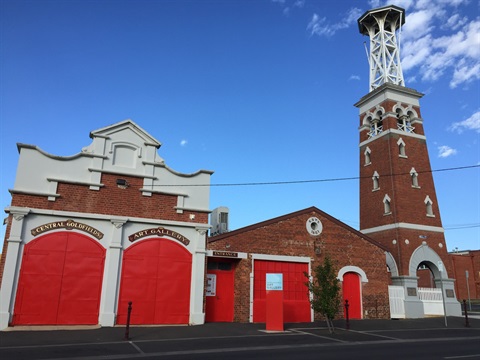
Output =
[
  {"x1": 343, "y1": 272, "x2": 362, "y2": 319},
  {"x1": 13, "y1": 232, "x2": 105, "y2": 325},
  {"x1": 117, "y1": 238, "x2": 192, "y2": 325},
  {"x1": 253, "y1": 260, "x2": 310, "y2": 323}
]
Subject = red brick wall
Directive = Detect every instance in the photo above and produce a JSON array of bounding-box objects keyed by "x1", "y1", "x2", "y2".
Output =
[
  {"x1": 450, "y1": 251, "x2": 480, "y2": 301},
  {"x1": 208, "y1": 209, "x2": 390, "y2": 321},
  {"x1": 366, "y1": 227, "x2": 452, "y2": 278},
  {"x1": 10, "y1": 173, "x2": 208, "y2": 224}
]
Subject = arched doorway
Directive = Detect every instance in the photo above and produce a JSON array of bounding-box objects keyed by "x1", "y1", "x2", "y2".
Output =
[
  {"x1": 13, "y1": 232, "x2": 105, "y2": 325},
  {"x1": 342, "y1": 272, "x2": 362, "y2": 319},
  {"x1": 417, "y1": 261, "x2": 435, "y2": 288},
  {"x1": 117, "y1": 238, "x2": 192, "y2": 325}
]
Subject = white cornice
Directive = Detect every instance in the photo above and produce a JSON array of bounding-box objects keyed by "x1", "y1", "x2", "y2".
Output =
[
  {"x1": 359, "y1": 128, "x2": 426, "y2": 147},
  {"x1": 361, "y1": 222, "x2": 444, "y2": 234},
  {"x1": 3, "y1": 206, "x2": 208, "y2": 229}
]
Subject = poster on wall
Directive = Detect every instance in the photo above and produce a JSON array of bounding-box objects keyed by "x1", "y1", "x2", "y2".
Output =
[{"x1": 206, "y1": 274, "x2": 217, "y2": 296}]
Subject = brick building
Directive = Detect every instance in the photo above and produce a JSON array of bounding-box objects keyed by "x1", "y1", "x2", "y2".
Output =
[
  {"x1": 449, "y1": 250, "x2": 480, "y2": 302},
  {"x1": 207, "y1": 207, "x2": 391, "y2": 322},
  {"x1": 0, "y1": 120, "x2": 212, "y2": 330}
]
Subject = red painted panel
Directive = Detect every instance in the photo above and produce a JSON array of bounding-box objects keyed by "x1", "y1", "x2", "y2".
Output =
[
  {"x1": 253, "y1": 260, "x2": 310, "y2": 323},
  {"x1": 343, "y1": 272, "x2": 362, "y2": 319},
  {"x1": 205, "y1": 265, "x2": 234, "y2": 322},
  {"x1": 266, "y1": 290, "x2": 283, "y2": 331},
  {"x1": 117, "y1": 238, "x2": 192, "y2": 325},
  {"x1": 13, "y1": 232, "x2": 105, "y2": 325}
]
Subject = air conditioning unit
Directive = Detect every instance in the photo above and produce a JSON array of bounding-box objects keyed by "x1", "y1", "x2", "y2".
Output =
[{"x1": 210, "y1": 207, "x2": 229, "y2": 236}]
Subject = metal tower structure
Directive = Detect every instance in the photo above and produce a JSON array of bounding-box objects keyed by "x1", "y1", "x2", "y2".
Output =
[{"x1": 358, "y1": 5, "x2": 405, "y2": 91}]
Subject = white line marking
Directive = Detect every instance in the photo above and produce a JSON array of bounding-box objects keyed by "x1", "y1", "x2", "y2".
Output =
[{"x1": 129, "y1": 341, "x2": 144, "y2": 354}]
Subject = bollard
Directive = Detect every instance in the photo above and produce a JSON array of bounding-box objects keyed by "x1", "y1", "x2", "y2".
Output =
[
  {"x1": 345, "y1": 299, "x2": 350, "y2": 330},
  {"x1": 124, "y1": 301, "x2": 133, "y2": 340},
  {"x1": 463, "y1": 299, "x2": 470, "y2": 328}
]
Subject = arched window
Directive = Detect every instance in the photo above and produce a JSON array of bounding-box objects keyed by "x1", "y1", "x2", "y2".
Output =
[
  {"x1": 425, "y1": 196, "x2": 435, "y2": 217},
  {"x1": 397, "y1": 138, "x2": 407, "y2": 157},
  {"x1": 396, "y1": 108, "x2": 415, "y2": 133},
  {"x1": 367, "y1": 112, "x2": 384, "y2": 138},
  {"x1": 364, "y1": 147, "x2": 371, "y2": 166},
  {"x1": 372, "y1": 171, "x2": 380, "y2": 191},
  {"x1": 410, "y1": 168, "x2": 419, "y2": 188},
  {"x1": 383, "y1": 194, "x2": 391, "y2": 215}
]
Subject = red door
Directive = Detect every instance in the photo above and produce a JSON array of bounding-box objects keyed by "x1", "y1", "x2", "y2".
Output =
[
  {"x1": 117, "y1": 238, "x2": 192, "y2": 325},
  {"x1": 253, "y1": 260, "x2": 310, "y2": 323},
  {"x1": 343, "y1": 272, "x2": 362, "y2": 319},
  {"x1": 13, "y1": 232, "x2": 105, "y2": 325},
  {"x1": 205, "y1": 260, "x2": 234, "y2": 322}
]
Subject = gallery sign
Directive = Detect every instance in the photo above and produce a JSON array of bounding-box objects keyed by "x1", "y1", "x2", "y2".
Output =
[
  {"x1": 128, "y1": 227, "x2": 190, "y2": 246},
  {"x1": 31, "y1": 219, "x2": 104, "y2": 240}
]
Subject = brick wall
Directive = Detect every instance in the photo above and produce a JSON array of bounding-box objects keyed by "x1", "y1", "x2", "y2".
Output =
[
  {"x1": 450, "y1": 251, "x2": 480, "y2": 301},
  {"x1": 208, "y1": 208, "x2": 391, "y2": 321},
  {"x1": 10, "y1": 173, "x2": 208, "y2": 224}
]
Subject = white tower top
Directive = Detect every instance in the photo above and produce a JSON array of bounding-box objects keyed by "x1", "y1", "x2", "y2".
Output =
[{"x1": 358, "y1": 5, "x2": 406, "y2": 91}]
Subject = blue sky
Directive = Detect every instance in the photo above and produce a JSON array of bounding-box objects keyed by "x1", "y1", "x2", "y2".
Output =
[{"x1": 1, "y1": 0, "x2": 479, "y2": 251}]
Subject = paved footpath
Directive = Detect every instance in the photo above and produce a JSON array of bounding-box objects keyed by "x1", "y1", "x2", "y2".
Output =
[{"x1": 0, "y1": 316, "x2": 479, "y2": 360}]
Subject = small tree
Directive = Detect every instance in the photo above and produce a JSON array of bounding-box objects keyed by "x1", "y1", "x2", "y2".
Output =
[{"x1": 304, "y1": 254, "x2": 341, "y2": 333}]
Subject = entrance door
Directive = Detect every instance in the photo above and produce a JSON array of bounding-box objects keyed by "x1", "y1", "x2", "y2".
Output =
[
  {"x1": 13, "y1": 232, "x2": 105, "y2": 325},
  {"x1": 343, "y1": 272, "x2": 362, "y2": 319},
  {"x1": 117, "y1": 238, "x2": 192, "y2": 325},
  {"x1": 205, "y1": 260, "x2": 234, "y2": 322}
]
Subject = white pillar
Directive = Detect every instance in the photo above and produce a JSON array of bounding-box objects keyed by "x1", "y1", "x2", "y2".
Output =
[
  {"x1": 189, "y1": 227, "x2": 208, "y2": 325},
  {"x1": 0, "y1": 208, "x2": 30, "y2": 330},
  {"x1": 98, "y1": 218, "x2": 127, "y2": 327}
]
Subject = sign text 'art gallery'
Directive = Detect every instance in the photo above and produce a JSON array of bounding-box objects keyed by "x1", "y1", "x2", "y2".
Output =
[{"x1": 128, "y1": 227, "x2": 190, "y2": 246}]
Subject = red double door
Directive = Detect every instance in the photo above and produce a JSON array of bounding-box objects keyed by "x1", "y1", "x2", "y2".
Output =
[
  {"x1": 13, "y1": 232, "x2": 105, "y2": 325},
  {"x1": 117, "y1": 238, "x2": 192, "y2": 325},
  {"x1": 253, "y1": 260, "x2": 311, "y2": 323}
]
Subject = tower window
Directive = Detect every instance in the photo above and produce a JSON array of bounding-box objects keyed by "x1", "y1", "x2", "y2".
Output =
[
  {"x1": 364, "y1": 147, "x2": 371, "y2": 166},
  {"x1": 425, "y1": 196, "x2": 435, "y2": 217},
  {"x1": 372, "y1": 171, "x2": 380, "y2": 191},
  {"x1": 397, "y1": 114, "x2": 415, "y2": 133},
  {"x1": 410, "y1": 168, "x2": 420, "y2": 188},
  {"x1": 367, "y1": 116, "x2": 383, "y2": 138},
  {"x1": 383, "y1": 194, "x2": 391, "y2": 215},
  {"x1": 397, "y1": 138, "x2": 407, "y2": 157}
]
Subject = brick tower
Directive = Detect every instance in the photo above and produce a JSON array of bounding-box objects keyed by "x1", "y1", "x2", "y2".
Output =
[{"x1": 354, "y1": 5, "x2": 461, "y2": 317}]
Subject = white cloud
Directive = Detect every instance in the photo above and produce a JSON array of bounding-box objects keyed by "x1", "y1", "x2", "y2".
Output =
[
  {"x1": 450, "y1": 110, "x2": 480, "y2": 133},
  {"x1": 273, "y1": 0, "x2": 304, "y2": 16},
  {"x1": 180, "y1": 139, "x2": 188, "y2": 147},
  {"x1": 438, "y1": 145, "x2": 458, "y2": 158},
  {"x1": 308, "y1": 8, "x2": 363, "y2": 37},
  {"x1": 444, "y1": 13, "x2": 468, "y2": 31},
  {"x1": 402, "y1": 10, "x2": 434, "y2": 41},
  {"x1": 349, "y1": 75, "x2": 361, "y2": 81},
  {"x1": 450, "y1": 60, "x2": 480, "y2": 88}
]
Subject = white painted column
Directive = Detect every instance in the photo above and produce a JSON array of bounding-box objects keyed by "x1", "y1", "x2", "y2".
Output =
[
  {"x1": 189, "y1": 227, "x2": 208, "y2": 325},
  {"x1": 98, "y1": 218, "x2": 127, "y2": 327},
  {"x1": 0, "y1": 208, "x2": 30, "y2": 330}
]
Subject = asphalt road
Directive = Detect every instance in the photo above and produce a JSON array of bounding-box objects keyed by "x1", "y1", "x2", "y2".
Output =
[{"x1": 1, "y1": 317, "x2": 479, "y2": 360}]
